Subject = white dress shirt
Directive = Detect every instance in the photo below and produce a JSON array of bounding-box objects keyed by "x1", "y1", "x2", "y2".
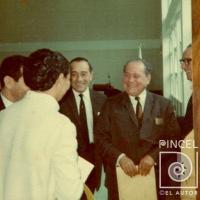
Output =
[
  {"x1": 0, "y1": 93, "x2": 13, "y2": 108},
  {"x1": 0, "y1": 91, "x2": 83, "y2": 200},
  {"x1": 73, "y1": 88, "x2": 94, "y2": 143}
]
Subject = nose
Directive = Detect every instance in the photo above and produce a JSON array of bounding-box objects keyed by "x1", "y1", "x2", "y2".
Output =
[
  {"x1": 77, "y1": 74, "x2": 83, "y2": 81},
  {"x1": 180, "y1": 61, "x2": 189, "y2": 71},
  {"x1": 181, "y1": 63, "x2": 186, "y2": 70}
]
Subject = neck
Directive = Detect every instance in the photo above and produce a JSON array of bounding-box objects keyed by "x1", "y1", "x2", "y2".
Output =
[{"x1": 1, "y1": 88, "x2": 15, "y2": 102}]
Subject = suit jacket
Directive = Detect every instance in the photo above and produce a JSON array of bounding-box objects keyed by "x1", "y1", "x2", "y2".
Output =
[
  {"x1": 59, "y1": 88, "x2": 106, "y2": 189},
  {"x1": 178, "y1": 95, "x2": 193, "y2": 139},
  {"x1": 0, "y1": 91, "x2": 83, "y2": 200},
  {"x1": 95, "y1": 91, "x2": 180, "y2": 200},
  {"x1": 0, "y1": 95, "x2": 5, "y2": 111}
]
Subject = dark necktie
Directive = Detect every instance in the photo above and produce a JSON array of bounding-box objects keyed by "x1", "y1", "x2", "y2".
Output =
[
  {"x1": 79, "y1": 94, "x2": 89, "y2": 144},
  {"x1": 135, "y1": 96, "x2": 143, "y2": 127}
]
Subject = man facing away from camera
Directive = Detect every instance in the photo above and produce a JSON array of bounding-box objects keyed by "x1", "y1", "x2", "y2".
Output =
[
  {"x1": 0, "y1": 55, "x2": 29, "y2": 111},
  {"x1": 0, "y1": 49, "x2": 83, "y2": 200}
]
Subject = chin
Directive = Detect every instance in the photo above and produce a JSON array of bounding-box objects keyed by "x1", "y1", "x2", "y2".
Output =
[
  {"x1": 76, "y1": 87, "x2": 86, "y2": 93},
  {"x1": 186, "y1": 74, "x2": 192, "y2": 81}
]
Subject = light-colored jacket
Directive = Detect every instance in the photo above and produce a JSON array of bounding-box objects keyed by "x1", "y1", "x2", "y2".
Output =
[{"x1": 0, "y1": 91, "x2": 83, "y2": 200}]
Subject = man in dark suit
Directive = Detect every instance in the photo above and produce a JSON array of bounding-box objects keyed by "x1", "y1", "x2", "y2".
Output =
[
  {"x1": 179, "y1": 44, "x2": 193, "y2": 138},
  {"x1": 95, "y1": 59, "x2": 180, "y2": 200},
  {"x1": 0, "y1": 55, "x2": 29, "y2": 111},
  {"x1": 60, "y1": 57, "x2": 106, "y2": 196}
]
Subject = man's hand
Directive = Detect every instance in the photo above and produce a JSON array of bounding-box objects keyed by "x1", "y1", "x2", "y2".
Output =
[
  {"x1": 138, "y1": 155, "x2": 155, "y2": 176},
  {"x1": 119, "y1": 155, "x2": 138, "y2": 177}
]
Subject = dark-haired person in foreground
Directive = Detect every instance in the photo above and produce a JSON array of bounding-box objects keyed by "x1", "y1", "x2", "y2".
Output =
[
  {"x1": 0, "y1": 49, "x2": 83, "y2": 200},
  {"x1": 60, "y1": 57, "x2": 106, "y2": 198},
  {"x1": 0, "y1": 55, "x2": 29, "y2": 111},
  {"x1": 95, "y1": 59, "x2": 180, "y2": 200}
]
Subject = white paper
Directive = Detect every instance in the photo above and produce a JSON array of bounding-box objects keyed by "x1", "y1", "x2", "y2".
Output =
[
  {"x1": 78, "y1": 156, "x2": 94, "y2": 183},
  {"x1": 116, "y1": 166, "x2": 157, "y2": 200}
]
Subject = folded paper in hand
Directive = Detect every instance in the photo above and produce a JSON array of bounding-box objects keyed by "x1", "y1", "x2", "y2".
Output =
[
  {"x1": 116, "y1": 166, "x2": 157, "y2": 200},
  {"x1": 78, "y1": 156, "x2": 94, "y2": 183}
]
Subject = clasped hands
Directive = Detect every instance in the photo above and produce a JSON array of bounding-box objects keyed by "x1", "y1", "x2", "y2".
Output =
[{"x1": 119, "y1": 155, "x2": 155, "y2": 177}]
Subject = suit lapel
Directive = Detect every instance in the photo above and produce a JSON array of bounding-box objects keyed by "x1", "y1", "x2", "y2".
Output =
[
  {"x1": 142, "y1": 92, "x2": 154, "y2": 123},
  {"x1": 90, "y1": 90, "x2": 98, "y2": 118},
  {"x1": 140, "y1": 92, "x2": 154, "y2": 138},
  {"x1": 68, "y1": 90, "x2": 80, "y2": 124}
]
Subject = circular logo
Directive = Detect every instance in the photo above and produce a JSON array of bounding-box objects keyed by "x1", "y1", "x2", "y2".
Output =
[{"x1": 168, "y1": 152, "x2": 192, "y2": 182}]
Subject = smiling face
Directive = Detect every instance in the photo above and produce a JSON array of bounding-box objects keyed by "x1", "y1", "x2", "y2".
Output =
[
  {"x1": 70, "y1": 60, "x2": 93, "y2": 93},
  {"x1": 123, "y1": 60, "x2": 151, "y2": 96},
  {"x1": 181, "y1": 46, "x2": 192, "y2": 81}
]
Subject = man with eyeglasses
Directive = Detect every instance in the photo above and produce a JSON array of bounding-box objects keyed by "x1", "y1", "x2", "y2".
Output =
[
  {"x1": 179, "y1": 44, "x2": 193, "y2": 138},
  {"x1": 179, "y1": 45, "x2": 197, "y2": 200},
  {"x1": 180, "y1": 44, "x2": 192, "y2": 81}
]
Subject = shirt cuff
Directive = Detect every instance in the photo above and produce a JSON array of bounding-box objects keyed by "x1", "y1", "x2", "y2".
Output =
[{"x1": 116, "y1": 153, "x2": 126, "y2": 167}]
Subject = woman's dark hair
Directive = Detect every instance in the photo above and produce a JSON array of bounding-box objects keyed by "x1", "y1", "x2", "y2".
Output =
[{"x1": 24, "y1": 48, "x2": 69, "y2": 91}]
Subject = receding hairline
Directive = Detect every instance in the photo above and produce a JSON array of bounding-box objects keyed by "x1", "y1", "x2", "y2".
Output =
[
  {"x1": 70, "y1": 57, "x2": 93, "y2": 72},
  {"x1": 70, "y1": 59, "x2": 93, "y2": 72},
  {"x1": 123, "y1": 59, "x2": 152, "y2": 75}
]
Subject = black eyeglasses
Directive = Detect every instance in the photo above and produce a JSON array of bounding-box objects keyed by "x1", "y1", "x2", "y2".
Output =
[{"x1": 179, "y1": 58, "x2": 192, "y2": 65}]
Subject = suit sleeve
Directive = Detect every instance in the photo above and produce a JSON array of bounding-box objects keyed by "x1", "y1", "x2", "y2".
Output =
[
  {"x1": 95, "y1": 100, "x2": 123, "y2": 168},
  {"x1": 52, "y1": 120, "x2": 83, "y2": 200}
]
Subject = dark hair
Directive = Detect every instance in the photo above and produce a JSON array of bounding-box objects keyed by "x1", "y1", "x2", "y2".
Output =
[
  {"x1": 70, "y1": 57, "x2": 93, "y2": 72},
  {"x1": 24, "y1": 48, "x2": 70, "y2": 91},
  {"x1": 123, "y1": 58, "x2": 152, "y2": 75},
  {"x1": 0, "y1": 55, "x2": 27, "y2": 87},
  {"x1": 29, "y1": 48, "x2": 54, "y2": 59}
]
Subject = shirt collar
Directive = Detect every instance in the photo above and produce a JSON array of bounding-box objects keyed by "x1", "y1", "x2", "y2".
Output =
[
  {"x1": 129, "y1": 89, "x2": 147, "y2": 103},
  {"x1": 0, "y1": 93, "x2": 13, "y2": 108},
  {"x1": 72, "y1": 88, "x2": 90, "y2": 99}
]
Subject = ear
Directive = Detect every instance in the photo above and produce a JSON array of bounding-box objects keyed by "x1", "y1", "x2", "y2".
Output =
[
  {"x1": 58, "y1": 73, "x2": 64, "y2": 80},
  {"x1": 90, "y1": 71, "x2": 94, "y2": 81},
  {"x1": 147, "y1": 74, "x2": 151, "y2": 85},
  {"x1": 4, "y1": 76, "x2": 15, "y2": 89},
  {"x1": 54, "y1": 73, "x2": 64, "y2": 88}
]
